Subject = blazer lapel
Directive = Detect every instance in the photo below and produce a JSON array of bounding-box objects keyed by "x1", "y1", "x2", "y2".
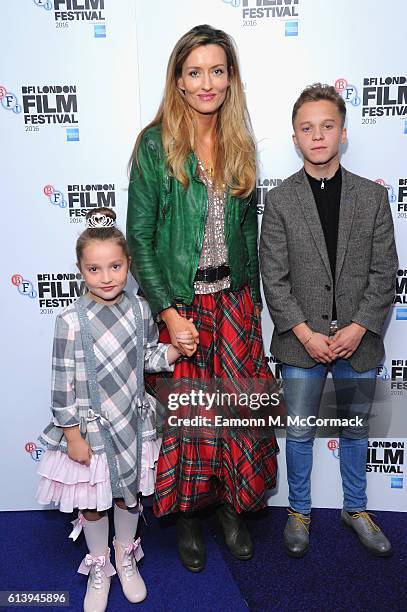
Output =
[
  {"x1": 295, "y1": 169, "x2": 332, "y2": 281},
  {"x1": 335, "y1": 167, "x2": 357, "y2": 285}
]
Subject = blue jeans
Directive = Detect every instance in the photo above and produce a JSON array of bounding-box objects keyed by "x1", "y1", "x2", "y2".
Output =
[{"x1": 282, "y1": 359, "x2": 376, "y2": 514}]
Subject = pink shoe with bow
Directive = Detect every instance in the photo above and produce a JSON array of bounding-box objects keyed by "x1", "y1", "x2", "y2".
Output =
[
  {"x1": 78, "y1": 548, "x2": 116, "y2": 612},
  {"x1": 113, "y1": 537, "x2": 147, "y2": 603}
]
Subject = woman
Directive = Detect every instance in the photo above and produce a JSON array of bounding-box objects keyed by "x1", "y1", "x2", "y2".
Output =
[{"x1": 127, "y1": 24, "x2": 279, "y2": 572}]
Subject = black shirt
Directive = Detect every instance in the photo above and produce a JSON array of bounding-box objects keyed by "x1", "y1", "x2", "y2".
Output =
[{"x1": 305, "y1": 166, "x2": 342, "y2": 320}]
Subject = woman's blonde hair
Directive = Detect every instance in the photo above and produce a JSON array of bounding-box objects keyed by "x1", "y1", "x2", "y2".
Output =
[{"x1": 131, "y1": 24, "x2": 256, "y2": 197}]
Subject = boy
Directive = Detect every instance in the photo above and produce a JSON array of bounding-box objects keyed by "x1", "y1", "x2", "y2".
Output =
[{"x1": 260, "y1": 83, "x2": 397, "y2": 558}]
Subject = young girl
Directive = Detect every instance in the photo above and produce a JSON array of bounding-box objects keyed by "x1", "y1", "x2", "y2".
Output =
[{"x1": 36, "y1": 208, "x2": 195, "y2": 612}]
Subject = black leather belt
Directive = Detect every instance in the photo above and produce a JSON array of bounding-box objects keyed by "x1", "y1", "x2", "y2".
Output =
[{"x1": 195, "y1": 264, "x2": 230, "y2": 283}]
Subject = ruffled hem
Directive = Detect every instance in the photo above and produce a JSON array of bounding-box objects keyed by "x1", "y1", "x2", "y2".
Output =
[
  {"x1": 139, "y1": 438, "x2": 161, "y2": 496},
  {"x1": 36, "y1": 439, "x2": 161, "y2": 513}
]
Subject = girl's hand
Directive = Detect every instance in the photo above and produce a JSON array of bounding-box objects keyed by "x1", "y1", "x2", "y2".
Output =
[
  {"x1": 167, "y1": 340, "x2": 197, "y2": 363},
  {"x1": 67, "y1": 437, "x2": 92, "y2": 467}
]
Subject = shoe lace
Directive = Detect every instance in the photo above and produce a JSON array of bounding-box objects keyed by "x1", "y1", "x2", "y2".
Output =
[
  {"x1": 90, "y1": 564, "x2": 103, "y2": 590},
  {"x1": 122, "y1": 550, "x2": 136, "y2": 578},
  {"x1": 84, "y1": 553, "x2": 107, "y2": 590},
  {"x1": 287, "y1": 508, "x2": 311, "y2": 533},
  {"x1": 351, "y1": 511, "x2": 381, "y2": 532}
]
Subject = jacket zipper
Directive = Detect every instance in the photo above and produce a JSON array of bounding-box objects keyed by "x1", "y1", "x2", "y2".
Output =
[{"x1": 162, "y1": 174, "x2": 172, "y2": 220}]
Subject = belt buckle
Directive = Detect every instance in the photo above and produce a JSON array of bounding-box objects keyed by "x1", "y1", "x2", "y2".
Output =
[
  {"x1": 329, "y1": 321, "x2": 338, "y2": 336},
  {"x1": 197, "y1": 266, "x2": 216, "y2": 282}
]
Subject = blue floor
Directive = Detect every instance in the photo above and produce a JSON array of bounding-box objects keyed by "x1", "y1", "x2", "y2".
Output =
[
  {"x1": 208, "y1": 507, "x2": 407, "y2": 612},
  {"x1": 0, "y1": 507, "x2": 406, "y2": 611}
]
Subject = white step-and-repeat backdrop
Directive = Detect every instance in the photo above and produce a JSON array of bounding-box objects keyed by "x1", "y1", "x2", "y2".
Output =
[{"x1": 2, "y1": 0, "x2": 406, "y2": 511}]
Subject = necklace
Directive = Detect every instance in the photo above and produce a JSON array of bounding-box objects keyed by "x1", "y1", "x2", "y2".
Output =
[
  {"x1": 197, "y1": 157, "x2": 214, "y2": 178},
  {"x1": 195, "y1": 141, "x2": 214, "y2": 177}
]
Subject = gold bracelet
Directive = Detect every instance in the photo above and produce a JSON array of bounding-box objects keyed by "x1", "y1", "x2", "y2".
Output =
[{"x1": 302, "y1": 331, "x2": 314, "y2": 346}]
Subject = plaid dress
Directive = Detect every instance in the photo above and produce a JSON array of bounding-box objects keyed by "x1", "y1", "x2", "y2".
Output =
[
  {"x1": 150, "y1": 286, "x2": 280, "y2": 516},
  {"x1": 38, "y1": 293, "x2": 173, "y2": 510}
]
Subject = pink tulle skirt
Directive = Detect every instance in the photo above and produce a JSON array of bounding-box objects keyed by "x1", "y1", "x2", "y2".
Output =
[{"x1": 36, "y1": 440, "x2": 161, "y2": 513}]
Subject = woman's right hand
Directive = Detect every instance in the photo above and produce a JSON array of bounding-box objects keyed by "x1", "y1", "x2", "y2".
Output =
[
  {"x1": 161, "y1": 308, "x2": 199, "y2": 357},
  {"x1": 67, "y1": 437, "x2": 92, "y2": 467}
]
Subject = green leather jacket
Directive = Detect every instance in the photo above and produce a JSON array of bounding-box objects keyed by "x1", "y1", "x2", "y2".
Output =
[{"x1": 126, "y1": 125, "x2": 261, "y2": 317}]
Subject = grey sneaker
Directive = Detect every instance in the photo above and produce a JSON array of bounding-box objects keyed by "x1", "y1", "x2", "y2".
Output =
[
  {"x1": 341, "y1": 510, "x2": 393, "y2": 557},
  {"x1": 283, "y1": 509, "x2": 311, "y2": 558}
]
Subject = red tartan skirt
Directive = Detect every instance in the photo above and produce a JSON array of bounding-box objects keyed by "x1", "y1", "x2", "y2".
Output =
[{"x1": 149, "y1": 286, "x2": 280, "y2": 516}]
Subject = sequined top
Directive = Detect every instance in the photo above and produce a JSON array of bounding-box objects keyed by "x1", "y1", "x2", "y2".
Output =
[{"x1": 194, "y1": 160, "x2": 231, "y2": 295}]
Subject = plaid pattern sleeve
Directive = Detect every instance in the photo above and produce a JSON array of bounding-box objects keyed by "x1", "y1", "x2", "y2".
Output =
[
  {"x1": 139, "y1": 296, "x2": 174, "y2": 374},
  {"x1": 50, "y1": 312, "x2": 79, "y2": 428}
]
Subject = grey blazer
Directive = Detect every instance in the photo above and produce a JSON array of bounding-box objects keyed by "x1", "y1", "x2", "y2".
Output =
[{"x1": 259, "y1": 167, "x2": 398, "y2": 372}]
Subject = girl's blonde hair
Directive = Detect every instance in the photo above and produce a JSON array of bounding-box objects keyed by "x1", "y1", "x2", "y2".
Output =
[{"x1": 131, "y1": 24, "x2": 256, "y2": 197}]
